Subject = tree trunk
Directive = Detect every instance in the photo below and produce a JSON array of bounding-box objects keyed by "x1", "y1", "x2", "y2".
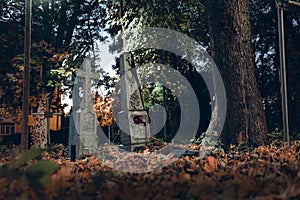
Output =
[{"x1": 207, "y1": 0, "x2": 268, "y2": 147}]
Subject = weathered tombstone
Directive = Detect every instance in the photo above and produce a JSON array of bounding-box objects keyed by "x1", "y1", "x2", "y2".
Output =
[
  {"x1": 32, "y1": 94, "x2": 62, "y2": 148},
  {"x1": 32, "y1": 96, "x2": 47, "y2": 148},
  {"x1": 68, "y1": 76, "x2": 80, "y2": 158},
  {"x1": 76, "y1": 58, "x2": 99, "y2": 156},
  {"x1": 118, "y1": 52, "x2": 150, "y2": 150}
]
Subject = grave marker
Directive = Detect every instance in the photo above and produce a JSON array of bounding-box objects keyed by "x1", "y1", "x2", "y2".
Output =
[
  {"x1": 32, "y1": 95, "x2": 62, "y2": 148},
  {"x1": 68, "y1": 76, "x2": 80, "y2": 158},
  {"x1": 76, "y1": 58, "x2": 99, "y2": 156},
  {"x1": 118, "y1": 52, "x2": 150, "y2": 150}
]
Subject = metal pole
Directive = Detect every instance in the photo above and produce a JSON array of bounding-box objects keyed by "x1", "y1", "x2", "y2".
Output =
[
  {"x1": 21, "y1": 0, "x2": 32, "y2": 153},
  {"x1": 277, "y1": 7, "x2": 290, "y2": 144}
]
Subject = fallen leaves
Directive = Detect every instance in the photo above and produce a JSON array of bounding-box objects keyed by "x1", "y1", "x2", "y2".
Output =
[
  {"x1": 203, "y1": 156, "x2": 219, "y2": 173},
  {"x1": 1, "y1": 141, "x2": 300, "y2": 199},
  {"x1": 177, "y1": 170, "x2": 191, "y2": 183},
  {"x1": 51, "y1": 162, "x2": 74, "y2": 190}
]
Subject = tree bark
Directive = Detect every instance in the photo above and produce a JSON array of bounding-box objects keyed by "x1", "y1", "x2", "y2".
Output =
[{"x1": 207, "y1": 0, "x2": 268, "y2": 147}]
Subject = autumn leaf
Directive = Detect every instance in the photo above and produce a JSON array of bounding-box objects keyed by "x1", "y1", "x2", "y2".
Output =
[
  {"x1": 178, "y1": 171, "x2": 191, "y2": 183},
  {"x1": 51, "y1": 162, "x2": 74, "y2": 191},
  {"x1": 2, "y1": 142, "x2": 300, "y2": 199},
  {"x1": 203, "y1": 156, "x2": 219, "y2": 173}
]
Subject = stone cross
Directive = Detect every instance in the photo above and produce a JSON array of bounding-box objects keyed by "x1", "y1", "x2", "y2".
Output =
[
  {"x1": 32, "y1": 95, "x2": 62, "y2": 148},
  {"x1": 76, "y1": 58, "x2": 99, "y2": 156},
  {"x1": 118, "y1": 52, "x2": 150, "y2": 150},
  {"x1": 77, "y1": 58, "x2": 98, "y2": 109}
]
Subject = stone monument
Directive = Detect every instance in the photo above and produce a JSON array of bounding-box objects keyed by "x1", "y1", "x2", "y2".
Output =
[
  {"x1": 68, "y1": 76, "x2": 80, "y2": 158},
  {"x1": 76, "y1": 58, "x2": 99, "y2": 156},
  {"x1": 32, "y1": 94, "x2": 62, "y2": 148},
  {"x1": 118, "y1": 52, "x2": 150, "y2": 150},
  {"x1": 32, "y1": 96, "x2": 47, "y2": 148}
]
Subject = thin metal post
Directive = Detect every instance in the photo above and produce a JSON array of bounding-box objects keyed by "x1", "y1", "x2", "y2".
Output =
[
  {"x1": 21, "y1": 0, "x2": 32, "y2": 153},
  {"x1": 277, "y1": 7, "x2": 290, "y2": 144}
]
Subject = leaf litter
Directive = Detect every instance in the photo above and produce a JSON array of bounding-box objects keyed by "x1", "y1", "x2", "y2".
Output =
[{"x1": 0, "y1": 141, "x2": 300, "y2": 199}]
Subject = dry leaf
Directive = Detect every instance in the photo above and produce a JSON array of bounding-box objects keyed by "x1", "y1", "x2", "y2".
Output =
[
  {"x1": 203, "y1": 156, "x2": 218, "y2": 173},
  {"x1": 178, "y1": 171, "x2": 191, "y2": 183}
]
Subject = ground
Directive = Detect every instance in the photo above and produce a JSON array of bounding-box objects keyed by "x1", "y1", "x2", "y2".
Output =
[{"x1": 0, "y1": 142, "x2": 300, "y2": 199}]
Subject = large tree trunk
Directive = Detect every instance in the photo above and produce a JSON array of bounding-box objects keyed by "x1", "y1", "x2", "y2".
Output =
[{"x1": 207, "y1": 0, "x2": 268, "y2": 147}]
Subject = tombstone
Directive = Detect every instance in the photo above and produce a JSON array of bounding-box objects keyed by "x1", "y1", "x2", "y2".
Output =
[
  {"x1": 32, "y1": 96, "x2": 47, "y2": 148},
  {"x1": 68, "y1": 76, "x2": 80, "y2": 158},
  {"x1": 32, "y1": 94, "x2": 62, "y2": 148},
  {"x1": 118, "y1": 52, "x2": 150, "y2": 150},
  {"x1": 76, "y1": 58, "x2": 99, "y2": 156}
]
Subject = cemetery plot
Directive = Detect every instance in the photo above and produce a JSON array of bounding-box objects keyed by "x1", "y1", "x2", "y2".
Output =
[{"x1": 68, "y1": 55, "x2": 152, "y2": 159}]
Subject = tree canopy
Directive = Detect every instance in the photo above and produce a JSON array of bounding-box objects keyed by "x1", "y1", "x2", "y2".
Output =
[
  {"x1": 0, "y1": 0, "x2": 106, "y2": 109},
  {"x1": 0, "y1": 0, "x2": 299, "y2": 143}
]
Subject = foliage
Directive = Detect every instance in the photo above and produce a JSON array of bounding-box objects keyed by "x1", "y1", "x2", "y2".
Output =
[
  {"x1": 268, "y1": 128, "x2": 300, "y2": 144},
  {"x1": 0, "y1": 147, "x2": 59, "y2": 195},
  {"x1": 93, "y1": 95, "x2": 114, "y2": 126},
  {"x1": 106, "y1": 0, "x2": 212, "y2": 139},
  {"x1": 1, "y1": 0, "x2": 298, "y2": 138},
  {"x1": 250, "y1": 0, "x2": 300, "y2": 134},
  {"x1": 105, "y1": 0, "x2": 208, "y2": 45},
  {"x1": 0, "y1": 0, "x2": 107, "y2": 108},
  {"x1": 26, "y1": 160, "x2": 59, "y2": 189},
  {"x1": 104, "y1": 0, "x2": 297, "y2": 143},
  {"x1": 9, "y1": 148, "x2": 44, "y2": 168},
  {"x1": 268, "y1": 128, "x2": 284, "y2": 145}
]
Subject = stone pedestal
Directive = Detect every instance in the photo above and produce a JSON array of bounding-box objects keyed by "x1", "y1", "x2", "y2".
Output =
[{"x1": 79, "y1": 107, "x2": 98, "y2": 155}]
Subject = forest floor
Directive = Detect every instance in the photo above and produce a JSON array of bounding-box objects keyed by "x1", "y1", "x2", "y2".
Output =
[{"x1": 0, "y1": 141, "x2": 300, "y2": 200}]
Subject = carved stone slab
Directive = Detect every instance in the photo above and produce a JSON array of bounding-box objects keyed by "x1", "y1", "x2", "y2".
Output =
[
  {"x1": 79, "y1": 107, "x2": 98, "y2": 155},
  {"x1": 32, "y1": 97, "x2": 47, "y2": 148},
  {"x1": 119, "y1": 52, "x2": 150, "y2": 149}
]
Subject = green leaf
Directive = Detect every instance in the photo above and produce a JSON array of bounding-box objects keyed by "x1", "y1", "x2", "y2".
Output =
[
  {"x1": 9, "y1": 148, "x2": 44, "y2": 169},
  {"x1": 91, "y1": 173, "x2": 106, "y2": 185},
  {"x1": 26, "y1": 160, "x2": 59, "y2": 189}
]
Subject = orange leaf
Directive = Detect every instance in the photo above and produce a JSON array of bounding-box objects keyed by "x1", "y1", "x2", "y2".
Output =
[
  {"x1": 203, "y1": 156, "x2": 218, "y2": 173},
  {"x1": 178, "y1": 171, "x2": 191, "y2": 183}
]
